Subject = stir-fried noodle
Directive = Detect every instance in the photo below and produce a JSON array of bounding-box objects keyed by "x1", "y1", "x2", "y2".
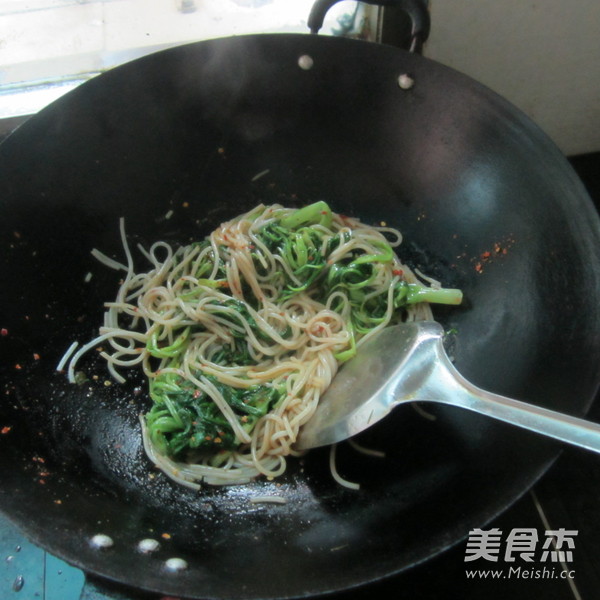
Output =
[{"x1": 65, "y1": 202, "x2": 462, "y2": 487}]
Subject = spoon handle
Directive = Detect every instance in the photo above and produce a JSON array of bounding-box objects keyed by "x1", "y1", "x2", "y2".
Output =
[{"x1": 427, "y1": 348, "x2": 600, "y2": 453}]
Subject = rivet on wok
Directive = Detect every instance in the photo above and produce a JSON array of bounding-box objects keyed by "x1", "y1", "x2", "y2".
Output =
[
  {"x1": 90, "y1": 534, "x2": 114, "y2": 549},
  {"x1": 165, "y1": 557, "x2": 188, "y2": 572},
  {"x1": 137, "y1": 538, "x2": 160, "y2": 554},
  {"x1": 397, "y1": 74, "x2": 415, "y2": 90},
  {"x1": 298, "y1": 54, "x2": 314, "y2": 70}
]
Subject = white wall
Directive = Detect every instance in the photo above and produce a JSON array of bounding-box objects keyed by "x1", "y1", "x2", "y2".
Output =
[{"x1": 424, "y1": 0, "x2": 600, "y2": 156}]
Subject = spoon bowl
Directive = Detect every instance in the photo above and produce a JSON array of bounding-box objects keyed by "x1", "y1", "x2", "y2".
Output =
[{"x1": 295, "y1": 321, "x2": 600, "y2": 453}]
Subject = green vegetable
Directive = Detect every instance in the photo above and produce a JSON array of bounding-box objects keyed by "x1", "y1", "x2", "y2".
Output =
[
  {"x1": 147, "y1": 327, "x2": 190, "y2": 359},
  {"x1": 394, "y1": 282, "x2": 463, "y2": 307},
  {"x1": 334, "y1": 322, "x2": 357, "y2": 363},
  {"x1": 279, "y1": 200, "x2": 333, "y2": 229},
  {"x1": 146, "y1": 372, "x2": 283, "y2": 457},
  {"x1": 143, "y1": 201, "x2": 462, "y2": 461}
]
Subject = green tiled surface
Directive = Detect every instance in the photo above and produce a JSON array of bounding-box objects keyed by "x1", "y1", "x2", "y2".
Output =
[{"x1": 1, "y1": 512, "x2": 85, "y2": 600}]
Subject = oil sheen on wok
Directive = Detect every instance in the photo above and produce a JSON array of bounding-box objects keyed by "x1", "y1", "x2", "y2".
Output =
[{"x1": 64, "y1": 202, "x2": 463, "y2": 487}]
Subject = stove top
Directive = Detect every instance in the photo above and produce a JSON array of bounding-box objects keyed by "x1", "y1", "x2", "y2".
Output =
[{"x1": 2, "y1": 152, "x2": 599, "y2": 600}]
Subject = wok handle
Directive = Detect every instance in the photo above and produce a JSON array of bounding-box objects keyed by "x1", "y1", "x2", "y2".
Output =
[
  {"x1": 428, "y1": 344, "x2": 600, "y2": 454},
  {"x1": 308, "y1": 0, "x2": 431, "y2": 52}
]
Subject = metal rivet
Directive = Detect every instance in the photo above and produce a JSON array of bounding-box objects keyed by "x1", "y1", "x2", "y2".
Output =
[
  {"x1": 298, "y1": 55, "x2": 314, "y2": 70},
  {"x1": 165, "y1": 557, "x2": 188, "y2": 572},
  {"x1": 398, "y1": 74, "x2": 415, "y2": 90},
  {"x1": 90, "y1": 534, "x2": 114, "y2": 549},
  {"x1": 137, "y1": 538, "x2": 160, "y2": 554}
]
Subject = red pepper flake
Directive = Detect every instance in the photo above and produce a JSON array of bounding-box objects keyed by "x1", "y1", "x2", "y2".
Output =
[
  {"x1": 14, "y1": 364, "x2": 22, "y2": 370},
  {"x1": 33, "y1": 353, "x2": 40, "y2": 360},
  {"x1": 38, "y1": 479, "x2": 46, "y2": 485},
  {"x1": 1, "y1": 426, "x2": 11, "y2": 434},
  {"x1": 392, "y1": 269, "x2": 404, "y2": 277},
  {"x1": 161, "y1": 533, "x2": 172, "y2": 540},
  {"x1": 54, "y1": 499, "x2": 62, "y2": 505},
  {"x1": 471, "y1": 238, "x2": 513, "y2": 272},
  {"x1": 0, "y1": 328, "x2": 8, "y2": 336}
]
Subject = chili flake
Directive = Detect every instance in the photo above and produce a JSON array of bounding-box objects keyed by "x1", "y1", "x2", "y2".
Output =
[{"x1": 1, "y1": 426, "x2": 11, "y2": 434}]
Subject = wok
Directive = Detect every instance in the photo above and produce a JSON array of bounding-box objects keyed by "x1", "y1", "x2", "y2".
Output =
[{"x1": 1, "y1": 15, "x2": 600, "y2": 600}]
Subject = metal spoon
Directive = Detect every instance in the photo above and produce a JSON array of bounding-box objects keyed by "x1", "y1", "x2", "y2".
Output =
[{"x1": 295, "y1": 320, "x2": 600, "y2": 452}]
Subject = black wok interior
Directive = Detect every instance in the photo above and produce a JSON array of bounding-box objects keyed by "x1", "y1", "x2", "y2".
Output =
[{"x1": 1, "y1": 34, "x2": 599, "y2": 599}]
